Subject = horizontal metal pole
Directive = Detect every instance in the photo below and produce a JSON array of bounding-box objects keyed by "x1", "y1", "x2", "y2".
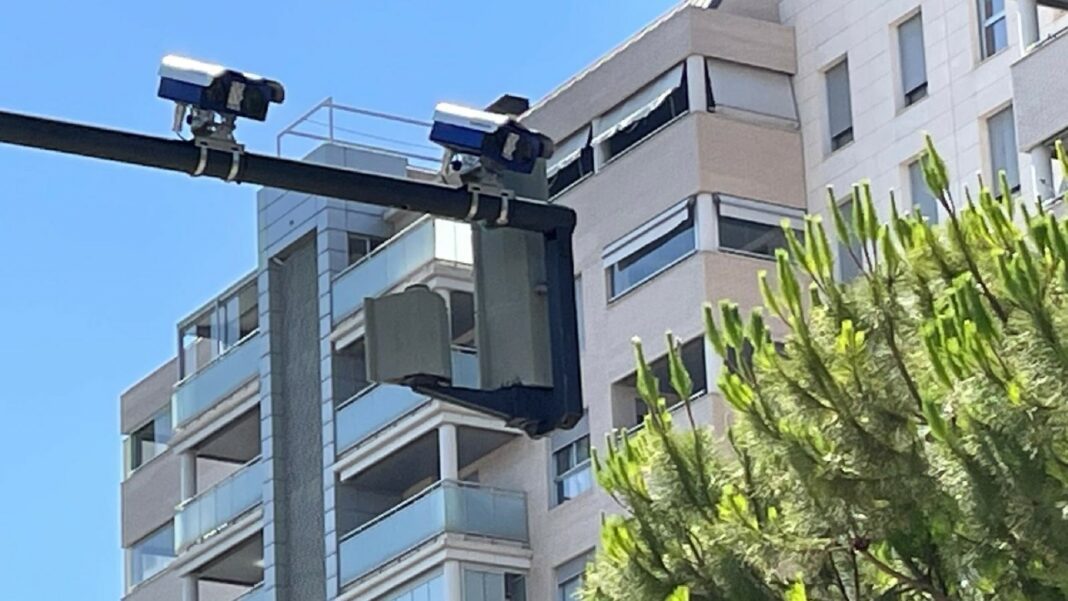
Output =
[{"x1": 0, "y1": 109, "x2": 576, "y2": 234}]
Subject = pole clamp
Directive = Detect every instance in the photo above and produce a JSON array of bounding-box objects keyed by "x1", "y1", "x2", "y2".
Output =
[
  {"x1": 191, "y1": 137, "x2": 245, "y2": 182},
  {"x1": 466, "y1": 183, "x2": 514, "y2": 226}
]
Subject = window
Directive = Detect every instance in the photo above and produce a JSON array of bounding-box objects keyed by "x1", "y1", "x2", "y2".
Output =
[
  {"x1": 127, "y1": 522, "x2": 175, "y2": 588},
  {"x1": 179, "y1": 279, "x2": 258, "y2": 378},
  {"x1": 123, "y1": 409, "x2": 172, "y2": 476},
  {"x1": 979, "y1": 0, "x2": 1008, "y2": 59},
  {"x1": 898, "y1": 12, "x2": 928, "y2": 106},
  {"x1": 717, "y1": 194, "x2": 805, "y2": 259},
  {"x1": 463, "y1": 570, "x2": 527, "y2": 601},
  {"x1": 724, "y1": 339, "x2": 786, "y2": 376},
  {"x1": 554, "y1": 436, "x2": 592, "y2": 504},
  {"x1": 593, "y1": 64, "x2": 689, "y2": 162},
  {"x1": 614, "y1": 337, "x2": 707, "y2": 429},
  {"x1": 556, "y1": 552, "x2": 593, "y2": 601},
  {"x1": 388, "y1": 571, "x2": 444, "y2": 601},
  {"x1": 706, "y1": 59, "x2": 798, "y2": 122},
  {"x1": 347, "y1": 233, "x2": 383, "y2": 266},
  {"x1": 559, "y1": 575, "x2": 583, "y2": 601},
  {"x1": 988, "y1": 106, "x2": 1020, "y2": 192},
  {"x1": 826, "y1": 59, "x2": 854, "y2": 151},
  {"x1": 908, "y1": 160, "x2": 941, "y2": 222},
  {"x1": 549, "y1": 126, "x2": 594, "y2": 197},
  {"x1": 332, "y1": 338, "x2": 369, "y2": 403},
  {"x1": 604, "y1": 201, "x2": 696, "y2": 300},
  {"x1": 449, "y1": 290, "x2": 475, "y2": 349},
  {"x1": 837, "y1": 198, "x2": 864, "y2": 281}
]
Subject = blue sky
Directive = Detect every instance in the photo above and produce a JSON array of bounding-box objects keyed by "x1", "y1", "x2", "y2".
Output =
[{"x1": 0, "y1": 1, "x2": 676, "y2": 598}]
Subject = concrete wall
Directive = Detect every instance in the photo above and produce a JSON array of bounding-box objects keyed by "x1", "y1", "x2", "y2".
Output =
[
  {"x1": 120, "y1": 358, "x2": 177, "y2": 433},
  {"x1": 522, "y1": 4, "x2": 795, "y2": 140},
  {"x1": 124, "y1": 569, "x2": 182, "y2": 601},
  {"x1": 780, "y1": 0, "x2": 1068, "y2": 230},
  {"x1": 121, "y1": 451, "x2": 180, "y2": 547}
]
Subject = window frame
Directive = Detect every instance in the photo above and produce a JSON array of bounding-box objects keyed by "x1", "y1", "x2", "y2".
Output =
[
  {"x1": 986, "y1": 104, "x2": 1021, "y2": 193},
  {"x1": 558, "y1": 574, "x2": 583, "y2": 601},
  {"x1": 593, "y1": 63, "x2": 690, "y2": 164},
  {"x1": 553, "y1": 435, "x2": 592, "y2": 505},
  {"x1": 126, "y1": 521, "x2": 176, "y2": 591},
  {"x1": 715, "y1": 194, "x2": 805, "y2": 260},
  {"x1": 617, "y1": 336, "x2": 709, "y2": 431},
  {"x1": 825, "y1": 58, "x2": 854, "y2": 153},
  {"x1": 123, "y1": 407, "x2": 173, "y2": 478},
  {"x1": 548, "y1": 126, "x2": 595, "y2": 198},
  {"x1": 555, "y1": 551, "x2": 594, "y2": 601},
  {"x1": 705, "y1": 57, "x2": 799, "y2": 124},
  {"x1": 603, "y1": 200, "x2": 698, "y2": 301},
  {"x1": 907, "y1": 159, "x2": 941, "y2": 222},
  {"x1": 897, "y1": 10, "x2": 928, "y2": 107},
  {"x1": 978, "y1": 0, "x2": 1009, "y2": 60},
  {"x1": 837, "y1": 197, "x2": 865, "y2": 281}
]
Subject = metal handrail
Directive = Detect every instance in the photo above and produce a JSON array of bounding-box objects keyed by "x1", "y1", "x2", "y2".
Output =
[
  {"x1": 174, "y1": 329, "x2": 260, "y2": 387},
  {"x1": 336, "y1": 479, "x2": 526, "y2": 544},
  {"x1": 275, "y1": 97, "x2": 439, "y2": 166},
  {"x1": 175, "y1": 271, "x2": 259, "y2": 331},
  {"x1": 331, "y1": 214, "x2": 434, "y2": 284},
  {"x1": 176, "y1": 455, "x2": 263, "y2": 511}
]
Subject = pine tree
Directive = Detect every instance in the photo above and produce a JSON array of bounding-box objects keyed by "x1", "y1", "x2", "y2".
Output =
[{"x1": 583, "y1": 139, "x2": 1068, "y2": 601}]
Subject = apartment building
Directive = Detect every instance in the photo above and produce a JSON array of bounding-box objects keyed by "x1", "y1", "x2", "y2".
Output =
[{"x1": 118, "y1": 1, "x2": 1068, "y2": 601}]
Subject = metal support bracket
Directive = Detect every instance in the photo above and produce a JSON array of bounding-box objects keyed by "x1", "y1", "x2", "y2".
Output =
[
  {"x1": 191, "y1": 137, "x2": 245, "y2": 181},
  {"x1": 466, "y1": 183, "x2": 515, "y2": 226}
]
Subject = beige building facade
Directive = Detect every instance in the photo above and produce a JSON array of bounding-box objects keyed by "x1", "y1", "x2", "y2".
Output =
[{"x1": 118, "y1": 1, "x2": 1068, "y2": 601}]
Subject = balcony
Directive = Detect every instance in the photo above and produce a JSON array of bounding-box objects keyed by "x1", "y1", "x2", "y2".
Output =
[
  {"x1": 331, "y1": 217, "x2": 472, "y2": 324},
  {"x1": 173, "y1": 333, "x2": 261, "y2": 428},
  {"x1": 1013, "y1": 23, "x2": 1068, "y2": 153},
  {"x1": 338, "y1": 480, "x2": 528, "y2": 587},
  {"x1": 335, "y1": 349, "x2": 478, "y2": 453},
  {"x1": 175, "y1": 458, "x2": 263, "y2": 553}
]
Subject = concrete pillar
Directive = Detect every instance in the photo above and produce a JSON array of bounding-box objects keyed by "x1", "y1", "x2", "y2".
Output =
[
  {"x1": 181, "y1": 576, "x2": 199, "y2": 601},
  {"x1": 694, "y1": 193, "x2": 718, "y2": 252},
  {"x1": 1032, "y1": 145, "x2": 1057, "y2": 203},
  {"x1": 685, "y1": 54, "x2": 708, "y2": 112},
  {"x1": 1019, "y1": 0, "x2": 1041, "y2": 50},
  {"x1": 438, "y1": 423, "x2": 459, "y2": 481},
  {"x1": 443, "y1": 560, "x2": 463, "y2": 600},
  {"x1": 591, "y1": 117, "x2": 606, "y2": 170},
  {"x1": 179, "y1": 451, "x2": 197, "y2": 501}
]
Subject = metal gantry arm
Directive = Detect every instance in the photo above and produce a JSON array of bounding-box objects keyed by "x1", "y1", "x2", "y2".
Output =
[{"x1": 0, "y1": 108, "x2": 583, "y2": 435}]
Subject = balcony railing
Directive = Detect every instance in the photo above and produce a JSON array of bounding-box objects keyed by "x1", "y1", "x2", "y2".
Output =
[
  {"x1": 338, "y1": 480, "x2": 528, "y2": 586},
  {"x1": 335, "y1": 349, "x2": 478, "y2": 453},
  {"x1": 175, "y1": 458, "x2": 264, "y2": 553},
  {"x1": 331, "y1": 217, "x2": 472, "y2": 323},
  {"x1": 173, "y1": 333, "x2": 261, "y2": 427}
]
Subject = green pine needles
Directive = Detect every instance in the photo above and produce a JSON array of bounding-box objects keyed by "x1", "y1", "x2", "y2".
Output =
[{"x1": 584, "y1": 138, "x2": 1068, "y2": 601}]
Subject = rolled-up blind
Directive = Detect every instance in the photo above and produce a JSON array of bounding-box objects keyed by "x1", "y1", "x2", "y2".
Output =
[
  {"x1": 706, "y1": 59, "x2": 798, "y2": 121},
  {"x1": 908, "y1": 160, "x2": 939, "y2": 221},
  {"x1": 899, "y1": 13, "x2": 927, "y2": 95},
  {"x1": 602, "y1": 199, "x2": 691, "y2": 268},
  {"x1": 548, "y1": 125, "x2": 592, "y2": 176},
  {"x1": 717, "y1": 194, "x2": 804, "y2": 229},
  {"x1": 592, "y1": 64, "x2": 685, "y2": 145},
  {"x1": 987, "y1": 106, "x2": 1019, "y2": 189},
  {"x1": 826, "y1": 60, "x2": 853, "y2": 138}
]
